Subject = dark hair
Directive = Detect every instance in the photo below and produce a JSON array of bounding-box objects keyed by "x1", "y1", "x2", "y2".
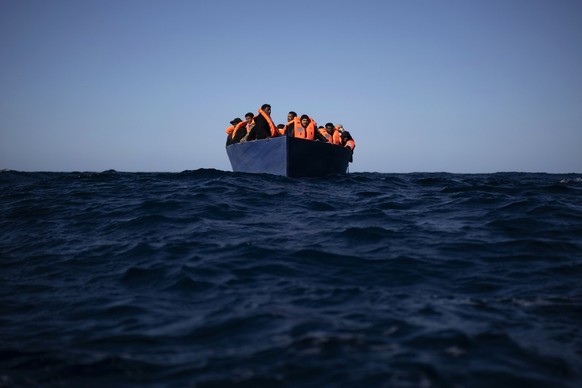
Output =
[
  {"x1": 277, "y1": 124, "x2": 285, "y2": 129},
  {"x1": 245, "y1": 112, "x2": 254, "y2": 118},
  {"x1": 300, "y1": 114, "x2": 309, "y2": 120},
  {"x1": 288, "y1": 111, "x2": 297, "y2": 117},
  {"x1": 318, "y1": 126, "x2": 324, "y2": 129},
  {"x1": 325, "y1": 122, "x2": 334, "y2": 128},
  {"x1": 261, "y1": 104, "x2": 271, "y2": 110}
]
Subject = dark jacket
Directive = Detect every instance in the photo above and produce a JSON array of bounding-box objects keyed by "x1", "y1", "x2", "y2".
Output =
[
  {"x1": 230, "y1": 124, "x2": 248, "y2": 144},
  {"x1": 285, "y1": 122, "x2": 295, "y2": 137},
  {"x1": 314, "y1": 128, "x2": 331, "y2": 142},
  {"x1": 340, "y1": 130, "x2": 354, "y2": 145},
  {"x1": 247, "y1": 114, "x2": 271, "y2": 140}
]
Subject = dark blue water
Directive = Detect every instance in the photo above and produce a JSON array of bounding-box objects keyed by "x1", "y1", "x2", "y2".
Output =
[{"x1": 1, "y1": 169, "x2": 581, "y2": 387}]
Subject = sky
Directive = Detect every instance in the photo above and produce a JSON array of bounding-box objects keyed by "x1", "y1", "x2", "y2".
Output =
[{"x1": 1, "y1": 0, "x2": 581, "y2": 173}]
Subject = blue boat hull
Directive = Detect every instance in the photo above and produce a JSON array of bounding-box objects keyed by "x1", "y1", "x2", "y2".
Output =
[{"x1": 226, "y1": 136, "x2": 352, "y2": 177}]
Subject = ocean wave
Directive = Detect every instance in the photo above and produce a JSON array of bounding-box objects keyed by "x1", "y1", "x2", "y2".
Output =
[{"x1": 1, "y1": 172, "x2": 582, "y2": 386}]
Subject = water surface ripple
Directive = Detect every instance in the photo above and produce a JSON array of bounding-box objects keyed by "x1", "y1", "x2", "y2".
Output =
[{"x1": 1, "y1": 170, "x2": 581, "y2": 387}]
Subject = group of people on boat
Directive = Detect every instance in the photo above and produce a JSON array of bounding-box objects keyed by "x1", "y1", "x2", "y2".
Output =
[{"x1": 225, "y1": 104, "x2": 356, "y2": 153}]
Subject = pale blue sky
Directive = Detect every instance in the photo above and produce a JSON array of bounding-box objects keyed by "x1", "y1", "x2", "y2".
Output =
[{"x1": 1, "y1": 0, "x2": 581, "y2": 173}]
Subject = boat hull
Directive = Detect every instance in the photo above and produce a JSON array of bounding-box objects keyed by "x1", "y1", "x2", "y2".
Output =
[{"x1": 226, "y1": 136, "x2": 351, "y2": 177}]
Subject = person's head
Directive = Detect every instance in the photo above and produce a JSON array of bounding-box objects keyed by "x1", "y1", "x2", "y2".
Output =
[
  {"x1": 300, "y1": 114, "x2": 309, "y2": 127},
  {"x1": 230, "y1": 118, "x2": 242, "y2": 125},
  {"x1": 245, "y1": 112, "x2": 254, "y2": 123},
  {"x1": 336, "y1": 124, "x2": 344, "y2": 133},
  {"x1": 261, "y1": 104, "x2": 271, "y2": 116},
  {"x1": 325, "y1": 122, "x2": 335, "y2": 134},
  {"x1": 287, "y1": 111, "x2": 297, "y2": 122},
  {"x1": 277, "y1": 124, "x2": 285, "y2": 130}
]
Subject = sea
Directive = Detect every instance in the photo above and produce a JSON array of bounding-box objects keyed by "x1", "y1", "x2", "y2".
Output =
[{"x1": 1, "y1": 169, "x2": 581, "y2": 387}]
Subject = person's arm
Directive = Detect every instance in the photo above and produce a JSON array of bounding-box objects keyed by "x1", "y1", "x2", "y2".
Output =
[{"x1": 241, "y1": 122, "x2": 256, "y2": 142}]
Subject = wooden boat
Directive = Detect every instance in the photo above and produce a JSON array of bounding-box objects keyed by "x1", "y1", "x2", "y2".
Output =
[{"x1": 226, "y1": 136, "x2": 352, "y2": 177}]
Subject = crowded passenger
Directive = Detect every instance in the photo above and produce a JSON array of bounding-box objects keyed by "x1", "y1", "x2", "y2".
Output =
[
  {"x1": 287, "y1": 114, "x2": 316, "y2": 140},
  {"x1": 228, "y1": 113, "x2": 254, "y2": 144},
  {"x1": 287, "y1": 111, "x2": 297, "y2": 124},
  {"x1": 241, "y1": 104, "x2": 278, "y2": 142},
  {"x1": 315, "y1": 123, "x2": 336, "y2": 143},
  {"x1": 225, "y1": 106, "x2": 355, "y2": 159},
  {"x1": 284, "y1": 111, "x2": 297, "y2": 135},
  {"x1": 225, "y1": 118, "x2": 242, "y2": 146},
  {"x1": 336, "y1": 124, "x2": 356, "y2": 151}
]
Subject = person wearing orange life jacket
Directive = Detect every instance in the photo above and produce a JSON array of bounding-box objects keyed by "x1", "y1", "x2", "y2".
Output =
[
  {"x1": 229, "y1": 113, "x2": 254, "y2": 144},
  {"x1": 336, "y1": 124, "x2": 356, "y2": 151},
  {"x1": 287, "y1": 114, "x2": 316, "y2": 140},
  {"x1": 315, "y1": 122, "x2": 339, "y2": 143},
  {"x1": 315, "y1": 126, "x2": 327, "y2": 142},
  {"x1": 327, "y1": 123, "x2": 344, "y2": 145},
  {"x1": 225, "y1": 117, "x2": 242, "y2": 146},
  {"x1": 287, "y1": 111, "x2": 297, "y2": 123},
  {"x1": 283, "y1": 111, "x2": 297, "y2": 136},
  {"x1": 332, "y1": 126, "x2": 342, "y2": 146},
  {"x1": 242, "y1": 104, "x2": 278, "y2": 141}
]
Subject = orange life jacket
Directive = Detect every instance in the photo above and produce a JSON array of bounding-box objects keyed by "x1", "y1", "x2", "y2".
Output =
[
  {"x1": 338, "y1": 127, "x2": 355, "y2": 151},
  {"x1": 230, "y1": 120, "x2": 249, "y2": 140},
  {"x1": 225, "y1": 125, "x2": 235, "y2": 135},
  {"x1": 317, "y1": 127, "x2": 333, "y2": 143},
  {"x1": 293, "y1": 117, "x2": 315, "y2": 140},
  {"x1": 332, "y1": 128, "x2": 342, "y2": 146},
  {"x1": 258, "y1": 108, "x2": 278, "y2": 137}
]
